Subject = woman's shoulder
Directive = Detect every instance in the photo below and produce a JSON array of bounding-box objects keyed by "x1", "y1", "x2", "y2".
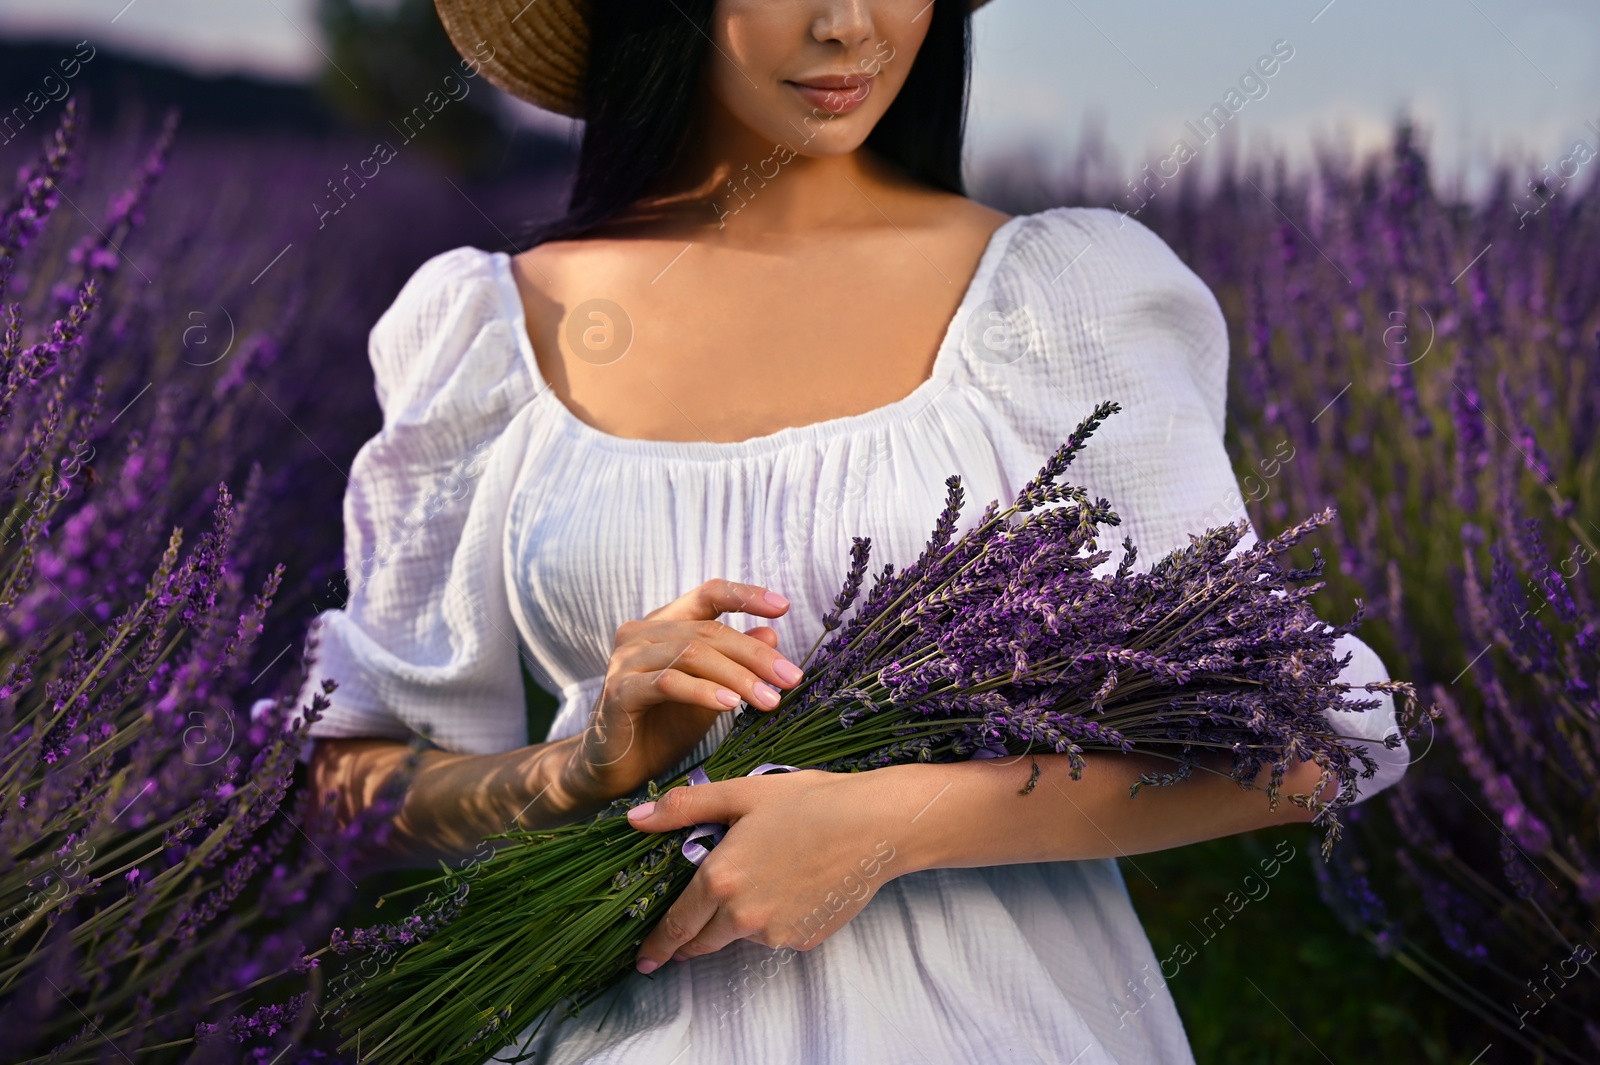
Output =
[
  {"x1": 971, "y1": 205, "x2": 1231, "y2": 429},
  {"x1": 367, "y1": 244, "x2": 535, "y2": 424},
  {"x1": 372, "y1": 244, "x2": 504, "y2": 353},
  {"x1": 1000, "y1": 205, "x2": 1206, "y2": 288},
  {"x1": 994, "y1": 205, "x2": 1225, "y2": 346}
]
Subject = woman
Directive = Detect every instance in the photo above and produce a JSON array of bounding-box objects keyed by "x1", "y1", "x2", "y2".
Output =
[{"x1": 295, "y1": 1, "x2": 1411, "y2": 1061}]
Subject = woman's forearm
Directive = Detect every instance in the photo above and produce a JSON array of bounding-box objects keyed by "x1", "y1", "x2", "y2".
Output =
[
  {"x1": 887, "y1": 751, "x2": 1334, "y2": 875},
  {"x1": 309, "y1": 732, "x2": 604, "y2": 875}
]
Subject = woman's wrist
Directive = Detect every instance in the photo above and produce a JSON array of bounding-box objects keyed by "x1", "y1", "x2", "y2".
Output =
[
  {"x1": 864, "y1": 761, "x2": 977, "y2": 878},
  {"x1": 525, "y1": 733, "x2": 605, "y2": 825}
]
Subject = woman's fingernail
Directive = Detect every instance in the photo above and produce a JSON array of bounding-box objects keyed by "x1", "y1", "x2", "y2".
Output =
[
  {"x1": 671, "y1": 951, "x2": 687, "y2": 963},
  {"x1": 714, "y1": 687, "x2": 742, "y2": 708},
  {"x1": 628, "y1": 801, "x2": 656, "y2": 821},
  {"x1": 763, "y1": 590, "x2": 790, "y2": 609},
  {"x1": 753, "y1": 681, "x2": 781, "y2": 709},
  {"x1": 636, "y1": 958, "x2": 659, "y2": 974},
  {"x1": 772, "y1": 658, "x2": 803, "y2": 685}
]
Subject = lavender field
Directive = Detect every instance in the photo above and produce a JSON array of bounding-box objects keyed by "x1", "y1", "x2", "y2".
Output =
[
  {"x1": 0, "y1": 87, "x2": 1592, "y2": 1065},
  {"x1": 1068, "y1": 127, "x2": 1599, "y2": 1063}
]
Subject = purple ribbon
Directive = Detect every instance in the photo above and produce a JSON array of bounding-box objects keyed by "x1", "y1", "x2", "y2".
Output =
[{"x1": 679, "y1": 763, "x2": 801, "y2": 866}]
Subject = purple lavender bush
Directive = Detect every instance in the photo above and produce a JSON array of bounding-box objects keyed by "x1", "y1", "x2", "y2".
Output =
[
  {"x1": 0, "y1": 93, "x2": 532, "y2": 1062},
  {"x1": 1058, "y1": 124, "x2": 1598, "y2": 1062},
  {"x1": 0, "y1": 100, "x2": 339, "y2": 1065}
]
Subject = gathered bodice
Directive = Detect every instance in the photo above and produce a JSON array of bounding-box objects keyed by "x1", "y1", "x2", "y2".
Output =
[
  {"x1": 284, "y1": 204, "x2": 1410, "y2": 1065},
  {"x1": 291, "y1": 204, "x2": 1408, "y2": 799}
]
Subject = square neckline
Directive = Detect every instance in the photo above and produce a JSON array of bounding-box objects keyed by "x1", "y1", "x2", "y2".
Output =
[{"x1": 489, "y1": 212, "x2": 1031, "y2": 460}]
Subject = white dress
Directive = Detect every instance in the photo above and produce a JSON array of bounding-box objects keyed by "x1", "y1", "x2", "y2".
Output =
[{"x1": 289, "y1": 205, "x2": 1410, "y2": 1064}]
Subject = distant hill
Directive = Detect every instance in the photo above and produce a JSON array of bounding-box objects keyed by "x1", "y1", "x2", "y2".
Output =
[
  {"x1": 0, "y1": 37, "x2": 576, "y2": 180},
  {"x1": 0, "y1": 38, "x2": 338, "y2": 134}
]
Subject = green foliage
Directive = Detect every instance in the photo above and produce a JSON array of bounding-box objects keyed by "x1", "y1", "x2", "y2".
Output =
[
  {"x1": 314, "y1": 0, "x2": 507, "y2": 174},
  {"x1": 1125, "y1": 836, "x2": 1461, "y2": 1065}
]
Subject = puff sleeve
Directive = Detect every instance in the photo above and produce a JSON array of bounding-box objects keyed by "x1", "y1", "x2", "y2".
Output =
[
  {"x1": 284, "y1": 247, "x2": 541, "y2": 760},
  {"x1": 1015, "y1": 207, "x2": 1412, "y2": 803}
]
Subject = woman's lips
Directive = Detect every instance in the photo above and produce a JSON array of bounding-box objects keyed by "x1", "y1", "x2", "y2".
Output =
[{"x1": 785, "y1": 78, "x2": 873, "y2": 115}]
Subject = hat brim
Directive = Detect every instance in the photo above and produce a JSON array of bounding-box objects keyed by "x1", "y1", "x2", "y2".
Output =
[{"x1": 436, "y1": 0, "x2": 995, "y2": 119}]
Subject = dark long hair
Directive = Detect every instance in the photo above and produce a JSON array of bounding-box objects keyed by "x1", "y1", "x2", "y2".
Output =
[{"x1": 513, "y1": 0, "x2": 973, "y2": 248}]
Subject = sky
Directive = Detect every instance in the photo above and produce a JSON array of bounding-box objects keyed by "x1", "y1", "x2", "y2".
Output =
[{"x1": 2, "y1": 0, "x2": 1597, "y2": 201}]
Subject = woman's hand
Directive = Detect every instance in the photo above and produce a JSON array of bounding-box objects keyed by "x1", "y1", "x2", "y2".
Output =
[
  {"x1": 560, "y1": 579, "x2": 806, "y2": 808},
  {"x1": 624, "y1": 768, "x2": 920, "y2": 973}
]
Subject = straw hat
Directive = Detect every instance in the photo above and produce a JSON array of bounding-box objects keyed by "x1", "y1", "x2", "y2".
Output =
[{"x1": 435, "y1": 0, "x2": 995, "y2": 118}]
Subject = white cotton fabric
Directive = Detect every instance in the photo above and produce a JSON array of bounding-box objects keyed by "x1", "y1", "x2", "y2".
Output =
[{"x1": 292, "y1": 205, "x2": 1410, "y2": 1064}]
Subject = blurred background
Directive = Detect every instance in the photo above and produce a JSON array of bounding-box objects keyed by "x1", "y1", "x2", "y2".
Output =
[
  {"x1": 6, "y1": 0, "x2": 1600, "y2": 196},
  {"x1": 0, "y1": 2, "x2": 1595, "y2": 1063}
]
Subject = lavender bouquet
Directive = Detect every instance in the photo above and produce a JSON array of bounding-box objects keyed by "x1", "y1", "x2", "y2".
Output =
[{"x1": 323, "y1": 401, "x2": 1424, "y2": 1064}]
